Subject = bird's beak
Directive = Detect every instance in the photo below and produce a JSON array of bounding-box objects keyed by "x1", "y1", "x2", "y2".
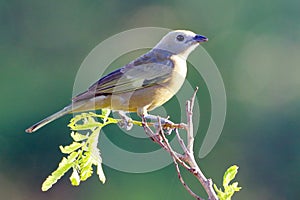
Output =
[{"x1": 193, "y1": 34, "x2": 208, "y2": 43}]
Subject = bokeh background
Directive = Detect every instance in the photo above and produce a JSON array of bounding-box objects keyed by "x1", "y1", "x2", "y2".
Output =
[{"x1": 1, "y1": 0, "x2": 300, "y2": 199}]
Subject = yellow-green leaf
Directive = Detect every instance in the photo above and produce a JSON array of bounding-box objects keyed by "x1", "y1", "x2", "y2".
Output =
[
  {"x1": 70, "y1": 167, "x2": 81, "y2": 186},
  {"x1": 71, "y1": 131, "x2": 89, "y2": 141},
  {"x1": 41, "y1": 151, "x2": 79, "y2": 191},
  {"x1": 101, "y1": 109, "x2": 111, "y2": 123},
  {"x1": 80, "y1": 152, "x2": 94, "y2": 181},
  {"x1": 59, "y1": 142, "x2": 83, "y2": 154},
  {"x1": 214, "y1": 165, "x2": 241, "y2": 200},
  {"x1": 97, "y1": 164, "x2": 106, "y2": 184},
  {"x1": 223, "y1": 165, "x2": 239, "y2": 187}
]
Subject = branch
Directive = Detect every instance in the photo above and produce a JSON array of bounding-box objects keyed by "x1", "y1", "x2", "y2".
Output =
[
  {"x1": 185, "y1": 88, "x2": 218, "y2": 200},
  {"x1": 142, "y1": 88, "x2": 219, "y2": 200},
  {"x1": 157, "y1": 120, "x2": 203, "y2": 200},
  {"x1": 186, "y1": 86, "x2": 198, "y2": 154},
  {"x1": 173, "y1": 156, "x2": 203, "y2": 200}
]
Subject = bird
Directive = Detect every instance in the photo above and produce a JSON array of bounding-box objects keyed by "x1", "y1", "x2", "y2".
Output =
[{"x1": 25, "y1": 30, "x2": 208, "y2": 133}]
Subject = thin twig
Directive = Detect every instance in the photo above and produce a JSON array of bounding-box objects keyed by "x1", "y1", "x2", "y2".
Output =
[
  {"x1": 156, "y1": 118, "x2": 202, "y2": 200},
  {"x1": 184, "y1": 88, "x2": 218, "y2": 200},
  {"x1": 172, "y1": 156, "x2": 203, "y2": 200},
  {"x1": 175, "y1": 129, "x2": 189, "y2": 155},
  {"x1": 186, "y1": 87, "x2": 198, "y2": 154},
  {"x1": 141, "y1": 117, "x2": 167, "y2": 151},
  {"x1": 141, "y1": 88, "x2": 219, "y2": 200},
  {"x1": 157, "y1": 119, "x2": 191, "y2": 170}
]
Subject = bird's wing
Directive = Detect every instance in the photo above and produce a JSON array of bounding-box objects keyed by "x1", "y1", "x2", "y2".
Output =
[{"x1": 72, "y1": 50, "x2": 174, "y2": 102}]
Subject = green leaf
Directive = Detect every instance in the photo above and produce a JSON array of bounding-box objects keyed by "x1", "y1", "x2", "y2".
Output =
[
  {"x1": 214, "y1": 165, "x2": 242, "y2": 200},
  {"x1": 42, "y1": 112, "x2": 121, "y2": 191},
  {"x1": 71, "y1": 131, "x2": 89, "y2": 141},
  {"x1": 97, "y1": 164, "x2": 106, "y2": 184},
  {"x1": 213, "y1": 184, "x2": 222, "y2": 194},
  {"x1": 70, "y1": 167, "x2": 81, "y2": 186},
  {"x1": 79, "y1": 152, "x2": 94, "y2": 181},
  {"x1": 42, "y1": 151, "x2": 79, "y2": 191},
  {"x1": 59, "y1": 142, "x2": 83, "y2": 154},
  {"x1": 223, "y1": 165, "x2": 239, "y2": 187},
  {"x1": 70, "y1": 122, "x2": 103, "y2": 131},
  {"x1": 101, "y1": 109, "x2": 111, "y2": 123},
  {"x1": 90, "y1": 138, "x2": 106, "y2": 183}
]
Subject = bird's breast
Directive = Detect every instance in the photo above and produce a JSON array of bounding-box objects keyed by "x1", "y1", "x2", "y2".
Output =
[{"x1": 168, "y1": 55, "x2": 187, "y2": 92}]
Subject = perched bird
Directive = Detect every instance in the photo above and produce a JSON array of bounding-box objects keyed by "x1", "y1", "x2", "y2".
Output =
[{"x1": 26, "y1": 30, "x2": 208, "y2": 133}]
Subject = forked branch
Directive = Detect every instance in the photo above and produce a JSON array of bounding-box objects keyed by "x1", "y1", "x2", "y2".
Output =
[{"x1": 142, "y1": 87, "x2": 219, "y2": 200}]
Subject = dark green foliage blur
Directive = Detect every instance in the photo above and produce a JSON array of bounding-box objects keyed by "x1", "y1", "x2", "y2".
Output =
[{"x1": 1, "y1": 0, "x2": 300, "y2": 199}]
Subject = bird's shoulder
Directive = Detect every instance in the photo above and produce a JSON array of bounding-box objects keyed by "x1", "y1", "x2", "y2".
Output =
[
  {"x1": 93, "y1": 49, "x2": 175, "y2": 87},
  {"x1": 130, "y1": 49, "x2": 174, "y2": 68}
]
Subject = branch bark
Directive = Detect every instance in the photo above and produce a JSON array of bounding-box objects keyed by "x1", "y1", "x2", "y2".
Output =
[{"x1": 142, "y1": 88, "x2": 219, "y2": 200}]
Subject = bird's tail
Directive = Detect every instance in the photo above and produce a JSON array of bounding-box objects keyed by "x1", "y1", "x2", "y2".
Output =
[{"x1": 25, "y1": 105, "x2": 73, "y2": 133}]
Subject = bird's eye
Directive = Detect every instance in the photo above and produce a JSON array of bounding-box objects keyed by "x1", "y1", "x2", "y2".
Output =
[{"x1": 176, "y1": 35, "x2": 185, "y2": 42}]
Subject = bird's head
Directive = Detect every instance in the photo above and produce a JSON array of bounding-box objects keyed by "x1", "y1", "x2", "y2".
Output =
[{"x1": 154, "y1": 30, "x2": 208, "y2": 59}]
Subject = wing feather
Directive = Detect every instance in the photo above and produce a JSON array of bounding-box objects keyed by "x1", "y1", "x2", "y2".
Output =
[{"x1": 72, "y1": 49, "x2": 174, "y2": 102}]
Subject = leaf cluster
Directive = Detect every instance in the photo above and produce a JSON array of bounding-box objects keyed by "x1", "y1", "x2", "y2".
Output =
[
  {"x1": 42, "y1": 110, "x2": 114, "y2": 191},
  {"x1": 213, "y1": 165, "x2": 242, "y2": 200}
]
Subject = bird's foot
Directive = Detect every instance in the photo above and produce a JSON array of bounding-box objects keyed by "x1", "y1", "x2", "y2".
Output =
[
  {"x1": 117, "y1": 111, "x2": 133, "y2": 131},
  {"x1": 143, "y1": 114, "x2": 174, "y2": 135}
]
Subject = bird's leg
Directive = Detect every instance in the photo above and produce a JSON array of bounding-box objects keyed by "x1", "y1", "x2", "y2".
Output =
[
  {"x1": 142, "y1": 113, "x2": 173, "y2": 124},
  {"x1": 141, "y1": 115, "x2": 164, "y2": 142},
  {"x1": 116, "y1": 111, "x2": 133, "y2": 131},
  {"x1": 142, "y1": 113, "x2": 174, "y2": 135}
]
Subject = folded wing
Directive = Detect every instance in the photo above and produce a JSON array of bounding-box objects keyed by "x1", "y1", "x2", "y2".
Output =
[{"x1": 72, "y1": 49, "x2": 174, "y2": 102}]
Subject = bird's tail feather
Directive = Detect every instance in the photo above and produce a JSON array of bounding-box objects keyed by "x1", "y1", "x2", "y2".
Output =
[{"x1": 25, "y1": 105, "x2": 72, "y2": 133}]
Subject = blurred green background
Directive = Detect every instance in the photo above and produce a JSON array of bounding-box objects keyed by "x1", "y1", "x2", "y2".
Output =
[{"x1": 1, "y1": 0, "x2": 300, "y2": 199}]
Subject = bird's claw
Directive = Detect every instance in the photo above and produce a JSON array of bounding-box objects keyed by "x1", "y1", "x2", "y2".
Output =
[
  {"x1": 117, "y1": 111, "x2": 133, "y2": 131},
  {"x1": 117, "y1": 119, "x2": 133, "y2": 131},
  {"x1": 155, "y1": 117, "x2": 174, "y2": 135}
]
